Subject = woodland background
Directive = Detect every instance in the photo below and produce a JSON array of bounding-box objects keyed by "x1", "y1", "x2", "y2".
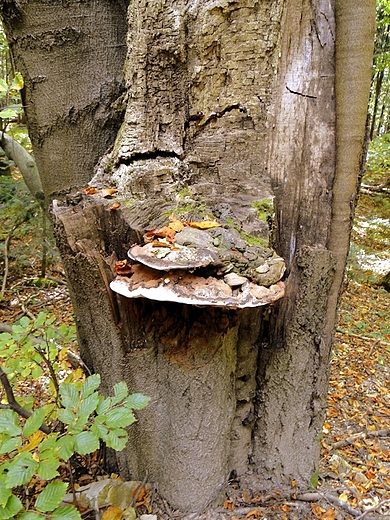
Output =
[{"x1": 0, "y1": 2, "x2": 389, "y2": 519}]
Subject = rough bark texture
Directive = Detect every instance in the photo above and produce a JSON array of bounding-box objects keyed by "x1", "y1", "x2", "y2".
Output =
[
  {"x1": 0, "y1": 0, "x2": 375, "y2": 514},
  {"x1": 253, "y1": 0, "x2": 336, "y2": 483},
  {"x1": 1, "y1": 0, "x2": 128, "y2": 199}
]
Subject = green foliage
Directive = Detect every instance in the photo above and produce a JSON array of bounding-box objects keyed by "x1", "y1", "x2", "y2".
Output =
[
  {"x1": 366, "y1": 133, "x2": 390, "y2": 182},
  {"x1": 0, "y1": 316, "x2": 150, "y2": 519},
  {"x1": 0, "y1": 312, "x2": 77, "y2": 407},
  {"x1": 0, "y1": 175, "x2": 59, "y2": 284}
]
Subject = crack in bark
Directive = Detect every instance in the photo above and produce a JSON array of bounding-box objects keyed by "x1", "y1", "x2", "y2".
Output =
[
  {"x1": 286, "y1": 86, "x2": 317, "y2": 99},
  {"x1": 120, "y1": 149, "x2": 183, "y2": 165},
  {"x1": 186, "y1": 103, "x2": 247, "y2": 133}
]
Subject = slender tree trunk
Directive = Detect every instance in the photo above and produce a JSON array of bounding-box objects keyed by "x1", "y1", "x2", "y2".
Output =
[{"x1": 0, "y1": 0, "x2": 375, "y2": 513}]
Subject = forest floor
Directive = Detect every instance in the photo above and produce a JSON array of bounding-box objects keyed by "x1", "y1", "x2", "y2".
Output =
[{"x1": 0, "y1": 185, "x2": 389, "y2": 519}]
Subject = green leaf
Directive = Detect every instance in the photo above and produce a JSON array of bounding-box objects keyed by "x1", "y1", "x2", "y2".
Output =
[
  {"x1": 38, "y1": 433, "x2": 58, "y2": 453},
  {"x1": 59, "y1": 384, "x2": 79, "y2": 409},
  {"x1": 57, "y1": 408, "x2": 76, "y2": 425},
  {"x1": 35, "y1": 481, "x2": 68, "y2": 513},
  {"x1": 0, "y1": 478, "x2": 12, "y2": 507},
  {"x1": 73, "y1": 431, "x2": 99, "y2": 455},
  {"x1": 124, "y1": 393, "x2": 150, "y2": 410},
  {"x1": 51, "y1": 505, "x2": 82, "y2": 520},
  {"x1": 5, "y1": 452, "x2": 38, "y2": 487},
  {"x1": 19, "y1": 317, "x2": 30, "y2": 329},
  {"x1": 33, "y1": 312, "x2": 47, "y2": 328},
  {"x1": 80, "y1": 374, "x2": 100, "y2": 399},
  {"x1": 0, "y1": 79, "x2": 8, "y2": 93},
  {"x1": 37, "y1": 457, "x2": 60, "y2": 480},
  {"x1": 0, "y1": 494, "x2": 22, "y2": 520},
  {"x1": 0, "y1": 410, "x2": 22, "y2": 437},
  {"x1": 68, "y1": 414, "x2": 89, "y2": 435},
  {"x1": 9, "y1": 73, "x2": 23, "y2": 90},
  {"x1": 0, "y1": 436, "x2": 22, "y2": 456},
  {"x1": 78, "y1": 392, "x2": 99, "y2": 418},
  {"x1": 104, "y1": 428, "x2": 128, "y2": 451},
  {"x1": 18, "y1": 512, "x2": 44, "y2": 519},
  {"x1": 96, "y1": 396, "x2": 111, "y2": 415},
  {"x1": 55, "y1": 435, "x2": 75, "y2": 461},
  {"x1": 112, "y1": 381, "x2": 128, "y2": 404},
  {"x1": 23, "y1": 405, "x2": 54, "y2": 438},
  {"x1": 104, "y1": 408, "x2": 136, "y2": 428}
]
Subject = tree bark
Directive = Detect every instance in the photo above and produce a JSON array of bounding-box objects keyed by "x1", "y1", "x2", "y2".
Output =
[{"x1": 0, "y1": 0, "x2": 375, "y2": 514}]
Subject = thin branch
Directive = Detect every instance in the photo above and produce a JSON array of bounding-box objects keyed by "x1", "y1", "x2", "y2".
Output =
[
  {"x1": 0, "y1": 364, "x2": 51, "y2": 434},
  {"x1": 355, "y1": 499, "x2": 390, "y2": 520},
  {"x1": 332, "y1": 429, "x2": 390, "y2": 449},
  {"x1": 336, "y1": 329, "x2": 390, "y2": 347},
  {"x1": 295, "y1": 492, "x2": 361, "y2": 517},
  {"x1": 34, "y1": 344, "x2": 60, "y2": 401}
]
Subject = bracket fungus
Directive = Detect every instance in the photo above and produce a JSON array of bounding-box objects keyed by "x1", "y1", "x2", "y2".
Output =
[{"x1": 110, "y1": 219, "x2": 286, "y2": 308}]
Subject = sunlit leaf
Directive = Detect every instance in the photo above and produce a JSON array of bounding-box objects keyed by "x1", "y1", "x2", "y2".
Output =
[
  {"x1": 0, "y1": 494, "x2": 23, "y2": 520},
  {"x1": 0, "y1": 410, "x2": 21, "y2": 437},
  {"x1": 124, "y1": 393, "x2": 150, "y2": 410},
  {"x1": 73, "y1": 431, "x2": 99, "y2": 455},
  {"x1": 23, "y1": 405, "x2": 54, "y2": 438},
  {"x1": 5, "y1": 452, "x2": 38, "y2": 487},
  {"x1": 35, "y1": 481, "x2": 68, "y2": 513},
  {"x1": 59, "y1": 384, "x2": 79, "y2": 409},
  {"x1": 184, "y1": 220, "x2": 221, "y2": 229},
  {"x1": 51, "y1": 505, "x2": 82, "y2": 520},
  {"x1": 80, "y1": 374, "x2": 101, "y2": 399},
  {"x1": 112, "y1": 381, "x2": 128, "y2": 404}
]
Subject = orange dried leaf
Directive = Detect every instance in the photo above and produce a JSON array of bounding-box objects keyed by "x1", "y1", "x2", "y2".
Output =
[
  {"x1": 223, "y1": 500, "x2": 234, "y2": 511},
  {"x1": 168, "y1": 215, "x2": 184, "y2": 232},
  {"x1": 101, "y1": 505, "x2": 124, "y2": 520},
  {"x1": 132, "y1": 484, "x2": 147, "y2": 502},
  {"x1": 110, "y1": 202, "x2": 121, "y2": 210},
  {"x1": 115, "y1": 260, "x2": 133, "y2": 276},
  {"x1": 84, "y1": 187, "x2": 98, "y2": 195},
  {"x1": 184, "y1": 220, "x2": 222, "y2": 229},
  {"x1": 143, "y1": 226, "x2": 176, "y2": 244},
  {"x1": 280, "y1": 504, "x2": 290, "y2": 512},
  {"x1": 246, "y1": 510, "x2": 263, "y2": 519},
  {"x1": 102, "y1": 188, "x2": 117, "y2": 198},
  {"x1": 321, "y1": 510, "x2": 336, "y2": 520}
]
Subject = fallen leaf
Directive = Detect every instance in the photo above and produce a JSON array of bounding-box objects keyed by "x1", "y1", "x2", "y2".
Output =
[
  {"x1": 169, "y1": 214, "x2": 184, "y2": 232},
  {"x1": 143, "y1": 226, "x2": 176, "y2": 244},
  {"x1": 84, "y1": 187, "x2": 98, "y2": 195},
  {"x1": 280, "y1": 504, "x2": 290, "y2": 512},
  {"x1": 223, "y1": 500, "x2": 234, "y2": 510},
  {"x1": 184, "y1": 220, "x2": 222, "y2": 229},
  {"x1": 321, "y1": 511, "x2": 336, "y2": 520},
  {"x1": 110, "y1": 202, "x2": 121, "y2": 210},
  {"x1": 246, "y1": 510, "x2": 263, "y2": 519},
  {"x1": 101, "y1": 505, "x2": 123, "y2": 520},
  {"x1": 115, "y1": 260, "x2": 133, "y2": 276},
  {"x1": 132, "y1": 484, "x2": 147, "y2": 503},
  {"x1": 102, "y1": 188, "x2": 117, "y2": 197},
  {"x1": 312, "y1": 504, "x2": 326, "y2": 518}
]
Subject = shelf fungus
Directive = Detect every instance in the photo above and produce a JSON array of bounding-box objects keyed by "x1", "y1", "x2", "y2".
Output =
[{"x1": 110, "y1": 222, "x2": 286, "y2": 308}]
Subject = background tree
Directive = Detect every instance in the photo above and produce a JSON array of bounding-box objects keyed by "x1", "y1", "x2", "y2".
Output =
[
  {"x1": 370, "y1": 0, "x2": 390, "y2": 139},
  {"x1": 0, "y1": 0, "x2": 375, "y2": 514}
]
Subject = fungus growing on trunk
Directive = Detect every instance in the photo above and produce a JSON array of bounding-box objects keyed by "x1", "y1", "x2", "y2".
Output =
[{"x1": 110, "y1": 220, "x2": 286, "y2": 308}]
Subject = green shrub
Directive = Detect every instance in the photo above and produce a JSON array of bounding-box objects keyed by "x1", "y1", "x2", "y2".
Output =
[{"x1": 0, "y1": 314, "x2": 150, "y2": 519}]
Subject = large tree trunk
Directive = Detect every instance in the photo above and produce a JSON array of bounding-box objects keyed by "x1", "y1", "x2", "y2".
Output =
[{"x1": 1, "y1": 0, "x2": 375, "y2": 514}]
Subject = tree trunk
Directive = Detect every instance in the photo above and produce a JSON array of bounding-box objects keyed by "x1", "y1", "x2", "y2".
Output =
[{"x1": 0, "y1": 0, "x2": 375, "y2": 514}]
